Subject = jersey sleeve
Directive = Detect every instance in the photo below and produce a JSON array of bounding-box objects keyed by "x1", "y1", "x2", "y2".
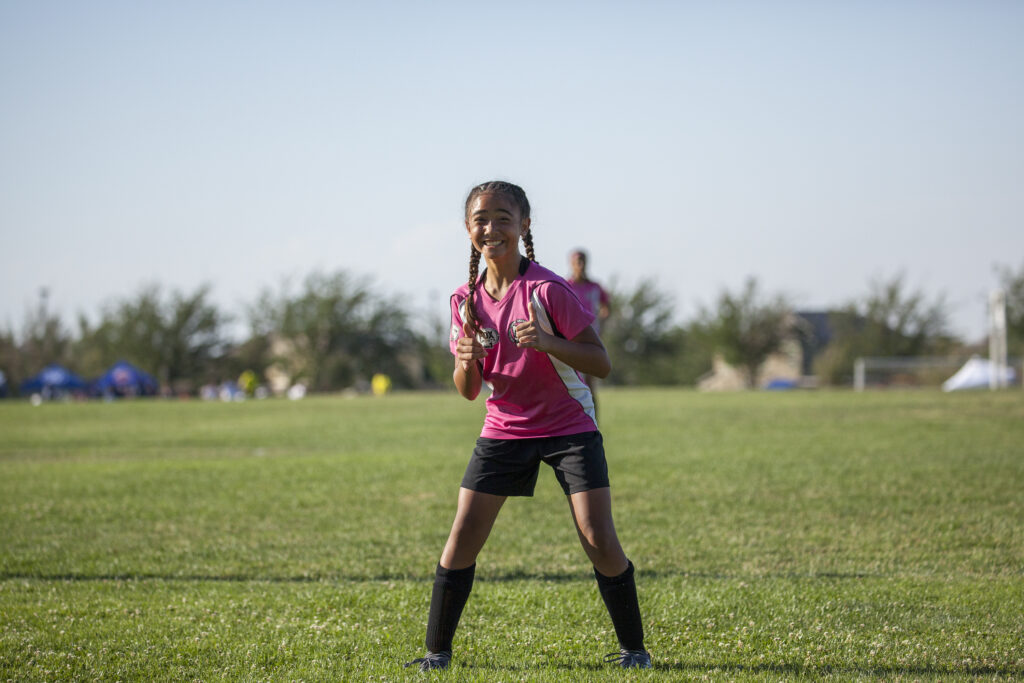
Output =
[
  {"x1": 536, "y1": 281, "x2": 596, "y2": 341},
  {"x1": 449, "y1": 293, "x2": 465, "y2": 356}
]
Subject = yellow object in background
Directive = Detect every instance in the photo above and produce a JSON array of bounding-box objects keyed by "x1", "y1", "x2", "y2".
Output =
[
  {"x1": 238, "y1": 370, "x2": 257, "y2": 397},
  {"x1": 371, "y1": 373, "x2": 392, "y2": 396}
]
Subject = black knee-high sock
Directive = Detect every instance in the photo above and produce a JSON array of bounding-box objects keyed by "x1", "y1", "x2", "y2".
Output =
[
  {"x1": 594, "y1": 560, "x2": 645, "y2": 651},
  {"x1": 425, "y1": 563, "x2": 475, "y2": 653}
]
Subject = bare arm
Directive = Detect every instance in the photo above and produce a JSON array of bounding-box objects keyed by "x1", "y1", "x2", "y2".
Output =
[
  {"x1": 453, "y1": 323, "x2": 486, "y2": 400},
  {"x1": 453, "y1": 358, "x2": 483, "y2": 400},
  {"x1": 515, "y1": 303, "x2": 612, "y2": 378}
]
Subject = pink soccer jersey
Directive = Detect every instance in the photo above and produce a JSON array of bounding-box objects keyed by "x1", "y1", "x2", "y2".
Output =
[
  {"x1": 568, "y1": 279, "x2": 609, "y2": 331},
  {"x1": 450, "y1": 260, "x2": 598, "y2": 439}
]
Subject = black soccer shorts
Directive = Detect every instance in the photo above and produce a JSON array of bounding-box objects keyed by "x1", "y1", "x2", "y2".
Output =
[{"x1": 461, "y1": 430, "x2": 609, "y2": 497}]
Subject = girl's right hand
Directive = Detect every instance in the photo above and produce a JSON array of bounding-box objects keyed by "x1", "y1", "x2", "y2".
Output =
[{"x1": 456, "y1": 322, "x2": 487, "y2": 371}]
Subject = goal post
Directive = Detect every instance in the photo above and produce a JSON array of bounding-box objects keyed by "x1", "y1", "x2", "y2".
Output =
[
  {"x1": 989, "y1": 289, "x2": 1009, "y2": 390},
  {"x1": 853, "y1": 356, "x2": 966, "y2": 391},
  {"x1": 853, "y1": 355, "x2": 1021, "y2": 391},
  {"x1": 852, "y1": 289, "x2": 1018, "y2": 392}
]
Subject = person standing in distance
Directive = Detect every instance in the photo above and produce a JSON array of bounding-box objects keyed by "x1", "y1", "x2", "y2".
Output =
[
  {"x1": 405, "y1": 181, "x2": 650, "y2": 672},
  {"x1": 567, "y1": 249, "x2": 611, "y2": 410}
]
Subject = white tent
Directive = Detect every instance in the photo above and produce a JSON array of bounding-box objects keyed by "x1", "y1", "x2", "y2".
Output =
[{"x1": 942, "y1": 357, "x2": 1016, "y2": 392}]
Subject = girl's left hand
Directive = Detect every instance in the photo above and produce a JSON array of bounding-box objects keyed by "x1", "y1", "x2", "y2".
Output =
[{"x1": 514, "y1": 302, "x2": 552, "y2": 352}]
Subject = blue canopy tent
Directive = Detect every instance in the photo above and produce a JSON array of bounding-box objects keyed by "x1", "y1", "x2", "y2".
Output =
[
  {"x1": 92, "y1": 361, "x2": 160, "y2": 397},
  {"x1": 20, "y1": 364, "x2": 88, "y2": 397}
]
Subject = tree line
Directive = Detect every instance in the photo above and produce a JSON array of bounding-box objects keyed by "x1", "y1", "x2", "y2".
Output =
[{"x1": 2, "y1": 264, "x2": 1022, "y2": 396}]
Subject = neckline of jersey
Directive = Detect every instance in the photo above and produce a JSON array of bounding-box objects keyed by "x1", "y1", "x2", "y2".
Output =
[{"x1": 478, "y1": 257, "x2": 532, "y2": 304}]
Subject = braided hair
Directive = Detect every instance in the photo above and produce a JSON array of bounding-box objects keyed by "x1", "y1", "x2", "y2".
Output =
[{"x1": 462, "y1": 181, "x2": 534, "y2": 334}]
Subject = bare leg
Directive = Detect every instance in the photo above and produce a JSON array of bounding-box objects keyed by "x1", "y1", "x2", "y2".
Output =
[
  {"x1": 414, "y1": 488, "x2": 507, "y2": 662},
  {"x1": 567, "y1": 487, "x2": 628, "y2": 576},
  {"x1": 440, "y1": 487, "x2": 507, "y2": 569},
  {"x1": 570, "y1": 487, "x2": 647, "y2": 656}
]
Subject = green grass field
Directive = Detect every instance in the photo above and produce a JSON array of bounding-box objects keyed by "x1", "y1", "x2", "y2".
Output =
[{"x1": 1, "y1": 389, "x2": 1022, "y2": 681}]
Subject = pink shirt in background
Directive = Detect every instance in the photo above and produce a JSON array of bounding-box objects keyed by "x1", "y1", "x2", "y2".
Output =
[
  {"x1": 568, "y1": 279, "x2": 609, "y2": 332},
  {"x1": 450, "y1": 260, "x2": 597, "y2": 439}
]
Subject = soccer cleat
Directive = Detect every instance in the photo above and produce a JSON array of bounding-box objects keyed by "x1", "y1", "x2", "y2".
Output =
[
  {"x1": 404, "y1": 650, "x2": 452, "y2": 671},
  {"x1": 604, "y1": 649, "x2": 652, "y2": 669}
]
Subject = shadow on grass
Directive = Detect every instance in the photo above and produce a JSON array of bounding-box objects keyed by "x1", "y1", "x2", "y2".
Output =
[
  {"x1": 0, "y1": 569, "x2": 882, "y2": 583},
  {"x1": 452, "y1": 659, "x2": 1021, "y2": 677},
  {"x1": 651, "y1": 661, "x2": 1020, "y2": 677},
  {"x1": 457, "y1": 658, "x2": 1020, "y2": 677},
  {"x1": 459, "y1": 661, "x2": 605, "y2": 673}
]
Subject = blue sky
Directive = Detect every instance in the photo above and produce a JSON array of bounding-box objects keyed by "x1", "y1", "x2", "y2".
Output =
[{"x1": 2, "y1": 1, "x2": 1022, "y2": 342}]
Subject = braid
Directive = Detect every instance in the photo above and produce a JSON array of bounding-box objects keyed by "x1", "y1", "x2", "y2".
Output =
[
  {"x1": 464, "y1": 180, "x2": 537, "y2": 263},
  {"x1": 522, "y1": 229, "x2": 536, "y2": 262},
  {"x1": 465, "y1": 245, "x2": 482, "y2": 334},
  {"x1": 462, "y1": 181, "x2": 535, "y2": 334}
]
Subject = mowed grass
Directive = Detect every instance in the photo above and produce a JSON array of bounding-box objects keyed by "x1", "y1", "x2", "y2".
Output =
[{"x1": 1, "y1": 389, "x2": 1022, "y2": 681}]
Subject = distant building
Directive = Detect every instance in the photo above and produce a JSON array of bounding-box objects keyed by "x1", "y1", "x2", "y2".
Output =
[{"x1": 698, "y1": 311, "x2": 833, "y2": 390}]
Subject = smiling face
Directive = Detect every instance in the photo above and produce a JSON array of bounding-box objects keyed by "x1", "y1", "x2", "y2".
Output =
[{"x1": 465, "y1": 192, "x2": 531, "y2": 265}]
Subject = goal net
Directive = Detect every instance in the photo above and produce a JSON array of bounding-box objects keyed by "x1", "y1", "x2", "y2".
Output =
[{"x1": 853, "y1": 356, "x2": 969, "y2": 391}]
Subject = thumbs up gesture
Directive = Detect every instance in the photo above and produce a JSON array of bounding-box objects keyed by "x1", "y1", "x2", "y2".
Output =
[
  {"x1": 456, "y1": 320, "x2": 487, "y2": 372},
  {"x1": 515, "y1": 301, "x2": 550, "y2": 351}
]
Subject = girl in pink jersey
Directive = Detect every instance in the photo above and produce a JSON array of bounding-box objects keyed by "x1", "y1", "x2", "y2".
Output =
[
  {"x1": 405, "y1": 181, "x2": 650, "y2": 672},
  {"x1": 568, "y1": 249, "x2": 611, "y2": 334},
  {"x1": 567, "y1": 248, "x2": 612, "y2": 413}
]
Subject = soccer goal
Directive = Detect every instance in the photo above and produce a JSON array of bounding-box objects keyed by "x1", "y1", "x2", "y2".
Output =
[
  {"x1": 989, "y1": 289, "x2": 1010, "y2": 390},
  {"x1": 853, "y1": 289, "x2": 1019, "y2": 391},
  {"x1": 852, "y1": 356, "x2": 967, "y2": 391}
]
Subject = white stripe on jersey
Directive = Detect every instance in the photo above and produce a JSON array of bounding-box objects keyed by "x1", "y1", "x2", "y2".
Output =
[{"x1": 530, "y1": 289, "x2": 597, "y2": 427}]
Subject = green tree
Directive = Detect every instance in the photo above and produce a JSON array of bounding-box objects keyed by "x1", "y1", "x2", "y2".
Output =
[
  {"x1": 19, "y1": 288, "x2": 75, "y2": 374},
  {"x1": 0, "y1": 326, "x2": 21, "y2": 395},
  {"x1": 74, "y1": 284, "x2": 229, "y2": 392},
  {"x1": 414, "y1": 305, "x2": 456, "y2": 390},
  {"x1": 694, "y1": 278, "x2": 792, "y2": 388},
  {"x1": 815, "y1": 274, "x2": 956, "y2": 386},
  {"x1": 164, "y1": 285, "x2": 228, "y2": 387},
  {"x1": 601, "y1": 279, "x2": 708, "y2": 386},
  {"x1": 220, "y1": 335, "x2": 273, "y2": 388},
  {"x1": 0, "y1": 289, "x2": 76, "y2": 394},
  {"x1": 248, "y1": 270, "x2": 423, "y2": 391}
]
